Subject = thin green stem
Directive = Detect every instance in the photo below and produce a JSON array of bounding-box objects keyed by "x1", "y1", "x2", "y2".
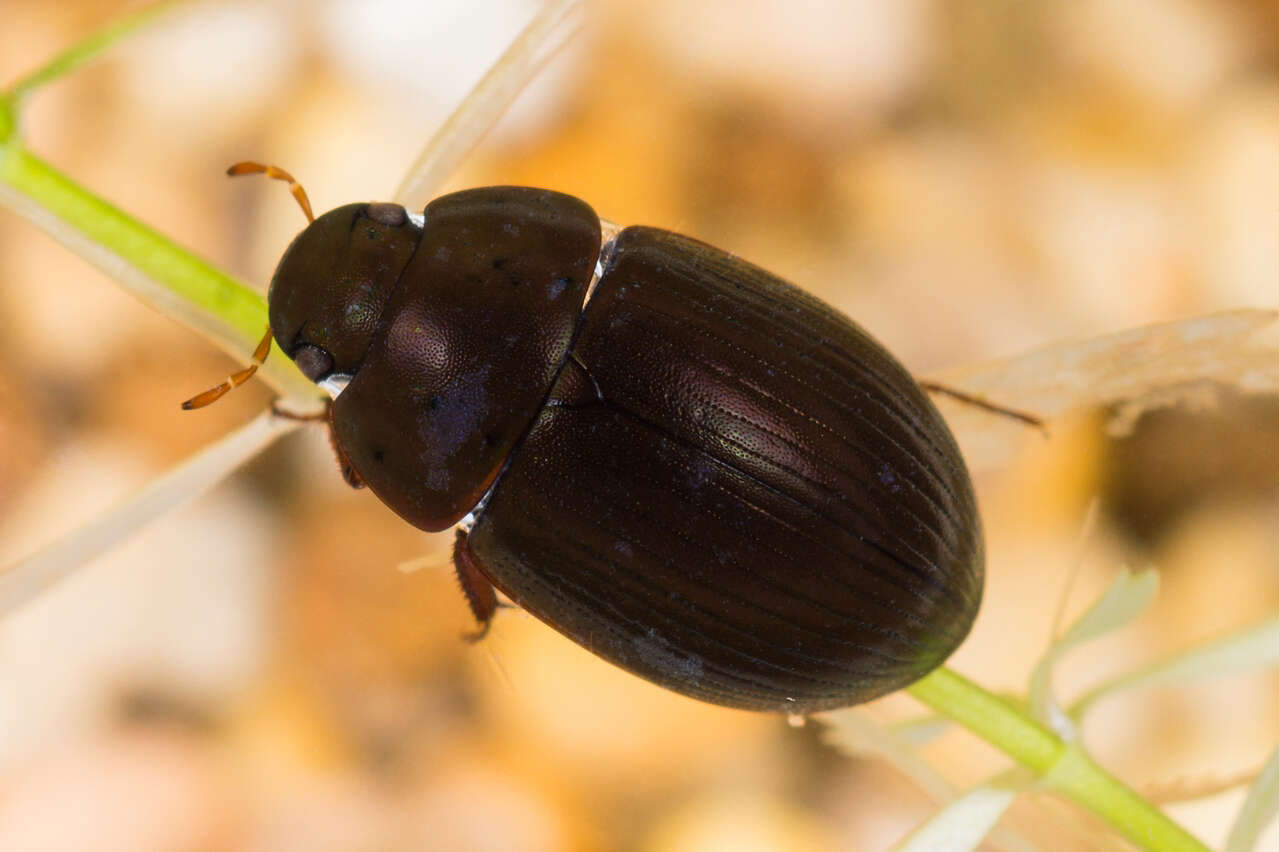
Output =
[
  {"x1": 0, "y1": 96, "x2": 12, "y2": 143},
  {"x1": 0, "y1": 141, "x2": 319, "y2": 404},
  {"x1": 1, "y1": 144, "x2": 259, "y2": 330},
  {"x1": 6, "y1": 1, "x2": 180, "y2": 104},
  {"x1": 0, "y1": 0, "x2": 318, "y2": 404},
  {"x1": 907, "y1": 667, "x2": 1208, "y2": 852}
]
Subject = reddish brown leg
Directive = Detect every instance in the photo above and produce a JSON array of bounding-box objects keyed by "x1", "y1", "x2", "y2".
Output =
[
  {"x1": 453, "y1": 529, "x2": 499, "y2": 643},
  {"x1": 918, "y1": 380, "x2": 1048, "y2": 436},
  {"x1": 271, "y1": 400, "x2": 365, "y2": 488},
  {"x1": 328, "y1": 428, "x2": 365, "y2": 489},
  {"x1": 269, "y1": 401, "x2": 328, "y2": 423}
]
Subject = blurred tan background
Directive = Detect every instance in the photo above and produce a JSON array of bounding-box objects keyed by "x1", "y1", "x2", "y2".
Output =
[{"x1": 1, "y1": 0, "x2": 1278, "y2": 849}]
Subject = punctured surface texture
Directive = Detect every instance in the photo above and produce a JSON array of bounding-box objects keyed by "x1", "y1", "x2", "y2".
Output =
[
  {"x1": 332, "y1": 188, "x2": 602, "y2": 530},
  {"x1": 470, "y1": 226, "x2": 984, "y2": 712}
]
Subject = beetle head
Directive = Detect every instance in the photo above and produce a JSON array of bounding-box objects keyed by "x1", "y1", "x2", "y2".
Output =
[{"x1": 268, "y1": 202, "x2": 421, "y2": 385}]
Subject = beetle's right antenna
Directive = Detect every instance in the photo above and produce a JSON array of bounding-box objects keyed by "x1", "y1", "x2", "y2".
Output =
[
  {"x1": 181, "y1": 327, "x2": 273, "y2": 410},
  {"x1": 227, "y1": 161, "x2": 315, "y2": 223}
]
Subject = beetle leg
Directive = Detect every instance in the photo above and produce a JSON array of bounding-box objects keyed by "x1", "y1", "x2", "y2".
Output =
[
  {"x1": 329, "y1": 431, "x2": 366, "y2": 489},
  {"x1": 269, "y1": 400, "x2": 328, "y2": 423},
  {"x1": 453, "y1": 529, "x2": 499, "y2": 643},
  {"x1": 326, "y1": 405, "x2": 365, "y2": 489},
  {"x1": 270, "y1": 399, "x2": 367, "y2": 488},
  {"x1": 917, "y1": 380, "x2": 1048, "y2": 435}
]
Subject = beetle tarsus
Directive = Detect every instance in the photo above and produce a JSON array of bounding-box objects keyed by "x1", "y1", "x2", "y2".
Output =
[
  {"x1": 461, "y1": 620, "x2": 493, "y2": 644},
  {"x1": 919, "y1": 380, "x2": 1048, "y2": 436}
]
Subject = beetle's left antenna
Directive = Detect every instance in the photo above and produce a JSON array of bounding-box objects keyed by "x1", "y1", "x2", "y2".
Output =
[
  {"x1": 182, "y1": 162, "x2": 319, "y2": 411},
  {"x1": 181, "y1": 327, "x2": 274, "y2": 410},
  {"x1": 226, "y1": 161, "x2": 315, "y2": 223}
]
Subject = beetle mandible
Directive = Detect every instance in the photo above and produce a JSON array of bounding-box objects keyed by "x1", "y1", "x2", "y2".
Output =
[{"x1": 187, "y1": 163, "x2": 984, "y2": 714}]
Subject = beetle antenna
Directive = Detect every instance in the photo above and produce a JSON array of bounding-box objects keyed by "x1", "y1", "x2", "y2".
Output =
[
  {"x1": 918, "y1": 380, "x2": 1048, "y2": 435},
  {"x1": 181, "y1": 327, "x2": 273, "y2": 410},
  {"x1": 227, "y1": 161, "x2": 315, "y2": 223}
]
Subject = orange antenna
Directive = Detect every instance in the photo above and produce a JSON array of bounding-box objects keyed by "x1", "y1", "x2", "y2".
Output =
[
  {"x1": 181, "y1": 327, "x2": 273, "y2": 410},
  {"x1": 227, "y1": 161, "x2": 315, "y2": 223}
]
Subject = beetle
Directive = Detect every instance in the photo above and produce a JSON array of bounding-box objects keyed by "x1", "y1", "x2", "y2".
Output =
[{"x1": 187, "y1": 163, "x2": 984, "y2": 714}]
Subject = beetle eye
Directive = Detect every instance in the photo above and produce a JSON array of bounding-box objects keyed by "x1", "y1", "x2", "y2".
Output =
[{"x1": 293, "y1": 344, "x2": 335, "y2": 381}]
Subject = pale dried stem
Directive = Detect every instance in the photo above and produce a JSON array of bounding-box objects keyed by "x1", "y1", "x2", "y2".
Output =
[
  {"x1": 924, "y1": 310, "x2": 1279, "y2": 471},
  {"x1": 394, "y1": 0, "x2": 583, "y2": 209},
  {"x1": 0, "y1": 411, "x2": 300, "y2": 616}
]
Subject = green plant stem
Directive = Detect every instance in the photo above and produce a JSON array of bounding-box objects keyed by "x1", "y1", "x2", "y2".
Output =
[
  {"x1": 1, "y1": 0, "x2": 318, "y2": 404},
  {"x1": 7, "y1": 1, "x2": 180, "y2": 104},
  {"x1": 907, "y1": 667, "x2": 1208, "y2": 852},
  {"x1": 1, "y1": 144, "x2": 259, "y2": 330},
  {"x1": 0, "y1": 96, "x2": 12, "y2": 142},
  {"x1": 0, "y1": 141, "x2": 319, "y2": 404}
]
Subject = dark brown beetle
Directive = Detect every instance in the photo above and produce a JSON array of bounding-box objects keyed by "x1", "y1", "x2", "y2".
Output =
[{"x1": 192, "y1": 167, "x2": 984, "y2": 714}]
